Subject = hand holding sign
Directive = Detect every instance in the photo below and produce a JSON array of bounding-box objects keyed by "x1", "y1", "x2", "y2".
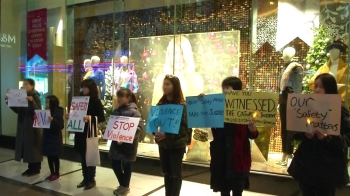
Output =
[
  {"x1": 33, "y1": 110, "x2": 51, "y2": 129},
  {"x1": 7, "y1": 89, "x2": 28, "y2": 107}
]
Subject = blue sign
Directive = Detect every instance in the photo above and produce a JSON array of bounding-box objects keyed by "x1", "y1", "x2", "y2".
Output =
[
  {"x1": 186, "y1": 94, "x2": 225, "y2": 128},
  {"x1": 146, "y1": 104, "x2": 184, "y2": 134}
]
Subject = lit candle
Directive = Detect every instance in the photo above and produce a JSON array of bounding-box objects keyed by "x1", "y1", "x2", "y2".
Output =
[
  {"x1": 252, "y1": 112, "x2": 258, "y2": 118},
  {"x1": 65, "y1": 107, "x2": 68, "y2": 113},
  {"x1": 307, "y1": 118, "x2": 312, "y2": 132}
]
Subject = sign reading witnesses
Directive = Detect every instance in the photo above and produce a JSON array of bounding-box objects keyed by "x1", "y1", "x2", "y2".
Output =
[
  {"x1": 224, "y1": 91, "x2": 278, "y2": 126},
  {"x1": 7, "y1": 89, "x2": 28, "y2": 107},
  {"x1": 103, "y1": 116, "x2": 140, "y2": 143},
  {"x1": 186, "y1": 94, "x2": 225, "y2": 128},
  {"x1": 33, "y1": 110, "x2": 51, "y2": 129},
  {"x1": 67, "y1": 96, "x2": 90, "y2": 132},
  {"x1": 146, "y1": 104, "x2": 184, "y2": 134},
  {"x1": 286, "y1": 94, "x2": 341, "y2": 135}
]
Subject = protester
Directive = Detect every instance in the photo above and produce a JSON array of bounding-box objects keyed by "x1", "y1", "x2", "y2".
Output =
[
  {"x1": 42, "y1": 95, "x2": 64, "y2": 182},
  {"x1": 200, "y1": 76, "x2": 258, "y2": 196},
  {"x1": 66, "y1": 79, "x2": 105, "y2": 190},
  {"x1": 109, "y1": 88, "x2": 143, "y2": 196},
  {"x1": 154, "y1": 75, "x2": 192, "y2": 196},
  {"x1": 5, "y1": 78, "x2": 43, "y2": 176},
  {"x1": 288, "y1": 73, "x2": 350, "y2": 196}
]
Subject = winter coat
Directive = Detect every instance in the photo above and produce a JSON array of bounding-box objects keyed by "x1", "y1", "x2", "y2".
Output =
[
  {"x1": 288, "y1": 105, "x2": 350, "y2": 188},
  {"x1": 155, "y1": 101, "x2": 192, "y2": 149},
  {"x1": 108, "y1": 103, "x2": 143, "y2": 162},
  {"x1": 74, "y1": 96, "x2": 105, "y2": 152},
  {"x1": 8, "y1": 90, "x2": 43, "y2": 163},
  {"x1": 210, "y1": 123, "x2": 258, "y2": 192},
  {"x1": 42, "y1": 107, "x2": 64, "y2": 156}
]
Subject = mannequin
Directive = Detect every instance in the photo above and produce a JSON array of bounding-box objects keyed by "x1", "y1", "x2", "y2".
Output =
[
  {"x1": 83, "y1": 59, "x2": 94, "y2": 80},
  {"x1": 91, "y1": 56, "x2": 106, "y2": 100},
  {"x1": 113, "y1": 56, "x2": 139, "y2": 93},
  {"x1": 278, "y1": 47, "x2": 303, "y2": 166},
  {"x1": 309, "y1": 42, "x2": 348, "y2": 107},
  {"x1": 151, "y1": 36, "x2": 204, "y2": 105}
]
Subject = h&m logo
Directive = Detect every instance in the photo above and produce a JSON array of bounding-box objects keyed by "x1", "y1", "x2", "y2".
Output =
[{"x1": 0, "y1": 34, "x2": 16, "y2": 44}]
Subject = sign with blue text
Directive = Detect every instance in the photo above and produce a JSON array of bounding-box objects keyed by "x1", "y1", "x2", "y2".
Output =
[
  {"x1": 146, "y1": 104, "x2": 184, "y2": 134},
  {"x1": 186, "y1": 94, "x2": 225, "y2": 128}
]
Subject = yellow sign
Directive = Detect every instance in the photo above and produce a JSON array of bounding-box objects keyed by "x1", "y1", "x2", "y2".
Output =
[{"x1": 224, "y1": 91, "x2": 278, "y2": 126}]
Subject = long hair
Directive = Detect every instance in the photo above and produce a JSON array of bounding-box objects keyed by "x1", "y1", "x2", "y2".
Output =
[
  {"x1": 314, "y1": 73, "x2": 338, "y2": 94},
  {"x1": 116, "y1": 88, "x2": 138, "y2": 105},
  {"x1": 46, "y1": 95, "x2": 60, "y2": 113},
  {"x1": 81, "y1": 79, "x2": 99, "y2": 98},
  {"x1": 24, "y1": 78, "x2": 35, "y2": 91},
  {"x1": 158, "y1": 75, "x2": 185, "y2": 104}
]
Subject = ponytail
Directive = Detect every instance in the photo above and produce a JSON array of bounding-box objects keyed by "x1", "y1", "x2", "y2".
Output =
[{"x1": 131, "y1": 93, "x2": 138, "y2": 105}]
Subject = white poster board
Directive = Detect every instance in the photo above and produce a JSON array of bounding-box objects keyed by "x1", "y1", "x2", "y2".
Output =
[
  {"x1": 103, "y1": 116, "x2": 140, "y2": 144},
  {"x1": 286, "y1": 94, "x2": 341, "y2": 135},
  {"x1": 67, "y1": 96, "x2": 90, "y2": 132},
  {"x1": 7, "y1": 89, "x2": 28, "y2": 107},
  {"x1": 33, "y1": 110, "x2": 51, "y2": 129}
]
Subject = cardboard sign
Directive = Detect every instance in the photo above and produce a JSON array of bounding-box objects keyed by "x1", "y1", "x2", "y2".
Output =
[
  {"x1": 8, "y1": 89, "x2": 28, "y2": 107},
  {"x1": 146, "y1": 104, "x2": 184, "y2": 134},
  {"x1": 186, "y1": 94, "x2": 225, "y2": 128},
  {"x1": 224, "y1": 91, "x2": 278, "y2": 126},
  {"x1": 103, "y1": 116, "x2": 140, "y2": 143},
  {"x1": 67, "y1": 96, "x2": 90, "y2": 132},
  {"x1": 33, "y1": 110, "x2": 51, "y2": 128},
  {"x1": 286, "y1": 94, "x2": 341, "y2": 135}
]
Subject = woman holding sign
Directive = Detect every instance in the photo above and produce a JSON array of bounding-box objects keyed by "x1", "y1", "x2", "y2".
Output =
[
  {"x1": 155, "y1": 75, "x2": 192, "y2": 196},
  {"x1": 69, "y1": 79, "x2": 105, "y2": 190},
  {"x1": 5, "y1": 79, "x2": 43, "y2": 176},
  {"x1": 288, "y1": 73, "x2": 350, "y2": 196}
]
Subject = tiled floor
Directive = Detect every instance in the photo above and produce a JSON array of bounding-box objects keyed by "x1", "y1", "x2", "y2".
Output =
[{"x1": 0, "y1": 148, "x2": 273, "y2": 196}]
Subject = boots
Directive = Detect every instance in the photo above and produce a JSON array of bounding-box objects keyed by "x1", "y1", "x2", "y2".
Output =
[{"x1": 164, "y1": 175, "x2": 182, "y2": 196}]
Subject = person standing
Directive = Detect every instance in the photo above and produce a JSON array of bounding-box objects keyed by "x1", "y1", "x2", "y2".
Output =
[
  {"x1": 42, "y1": 95, "x2": 64, "y2": 181},
  {"x1": 288, "y1": 73, "x2": 350, "y2": 196},
  {"x1": 5, "y1": 78, "x2": 43, "y2": 176},
  {"x1": 154, "y1": 75, "x2": 192, "y2": 196},
  {"x1": 67, "y1": 79, "x2": 105, "y2": 190}
]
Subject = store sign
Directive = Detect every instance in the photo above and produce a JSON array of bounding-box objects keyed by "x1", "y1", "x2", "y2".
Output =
[
  {"x1": 27, "y1": 8, "x2": 47, "y2": 61},
  {"x1": 0, "y1": 33, "x2": 16, "y2": 48},
  {"x1": 103, "y1": 116, "x2": 140, "y2": 143}
]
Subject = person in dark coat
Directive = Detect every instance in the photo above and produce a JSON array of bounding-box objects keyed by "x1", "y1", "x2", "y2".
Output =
[
  {"x1": 67, "y1": 79, "x2": 105, "y2": 190},
  {"x1": 109, "y1": 88, "x2": 143, "y2": 196},
  {"x1": 5, "y1": 78, "x2": 43, "y2": 176},
  {"x1": 153, "y1": 75, "x2": 192, "y2": 196},
  {"x1": 42, "y1": 95, "x2": 64, "y2": 182},
  {"x1": 201, "y1": 77, "x2": 258, "y2": 196},
  {"x1": 288, "y1": 73, "x2": 350, "y2": 196}
]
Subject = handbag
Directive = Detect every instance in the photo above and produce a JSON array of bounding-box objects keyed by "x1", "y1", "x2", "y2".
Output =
[{"x1": 86, "y1": 116, "x2": 101, "y2": 166}]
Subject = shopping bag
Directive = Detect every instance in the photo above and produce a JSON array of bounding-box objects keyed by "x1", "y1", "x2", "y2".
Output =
[{"x1": 86, "y1": 116, "x2": 101, "y2": 166}]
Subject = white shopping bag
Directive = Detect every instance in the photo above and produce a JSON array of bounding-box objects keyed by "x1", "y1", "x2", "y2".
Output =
[{"x1": 86, "y1": 116, "x2": 101, "y2": 166}]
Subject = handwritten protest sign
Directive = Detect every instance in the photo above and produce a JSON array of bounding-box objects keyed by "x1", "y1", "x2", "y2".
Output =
[
  {"x1": 33, "y1": 110, "x2": 51, "y2": 129},
  {"x1": 7, "y1": 89, "x2": 28, "y2": 107},
  {"x1": 146, "y1": 104, "x2": 184, "y2": 134},
  {"x1": 224, "y1": 91, "x2": 278, "y2": 126},
  {"x1": 103, "y1": 116, "x2": 140, "y2": 143},
  {"x1": 67, "y1": 96, "x2": 90, "y2": 132},
  {"x1": 286, "y1": 94, "x2": 341, "y2": 135},
  {"x1": 186, "y1": 94, "x2": 225, "y2": 128}
]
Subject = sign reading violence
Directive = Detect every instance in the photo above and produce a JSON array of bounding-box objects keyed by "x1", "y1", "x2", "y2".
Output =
[
  {"x1": 33, "y1": 110, "x2": 51, "y2": 129},
  {"x1": 103, "y1": 116, "x2": 140, "y2": 143},
  {"x1": 146, "y1": 104, "x2": 184, "y2": 134},
  {"x1": 67, "y1": 96, "x2": 90, "y2": 132},
  {"x1": 7, "y1": 89, "x2": 28, "y2": 107},
  {"x1": 186, "y1": 94, "x2": 225, "y2": 128},
  {"x1": 286, "y1": 94, "x2": 341, "y2": 135},
  {"x1": 224, "y1": 91, "x2": 278, "y2": 126}
]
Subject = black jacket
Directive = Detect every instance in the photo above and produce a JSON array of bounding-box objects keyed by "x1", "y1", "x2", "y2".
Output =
[
  {"x1": 109, "y1": 103, "x2": 143, "y2": 162},
  {"x1": 42, "y1": 107, "x2": 64, "y2": 156},
  {"x1": 155, "y1": 101, "x2": 192, "y2": 149},
  {"x1": 288, "y1": 106, "x2": 350, "y2": 188},
  {"x1": 74, "y1": 97, "x2": 105, "y2": 152}
]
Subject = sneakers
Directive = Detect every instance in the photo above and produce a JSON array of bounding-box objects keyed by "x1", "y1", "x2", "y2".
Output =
[
  {"x1": 113, "y1": 187, "x2": 130, "y2": 196},
  {"x1": 44, "y1": 174, "x2": 60, "y2": 182},
  {"x1": 44, "y1": 174, "x2": 54, "y2": 181},
  {"x1": 113, "y1": 186, "x2": 124, "y2": 195}
]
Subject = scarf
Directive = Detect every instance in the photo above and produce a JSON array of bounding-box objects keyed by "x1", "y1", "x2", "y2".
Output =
[
  {"x1": 233, "y1": 124, "x2": 251, "y2": 173},
  {"x1": 280, "y1": 62, "x2": 303, "y2": 91}
]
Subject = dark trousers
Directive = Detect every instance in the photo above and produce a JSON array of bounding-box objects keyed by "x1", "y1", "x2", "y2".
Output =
[
  {"x1": 112, "y1": 160, "x2": 132, "y2": 187},
  {"x1": 221, "y1": 190, "x2": 243, "y2": 196},
  {"x1": 47, "y1": 156, "x2": 60, "y2": 175},
  {"x1": 279, "y1": 104, "x2": 294, "y2": 154},
  {"x1": 159, "y1": 147, "x2": 185, "y2": 196},
  {"x1": 79, "y1": 151, "x2": 96, "y2": 182},
  {"x1": 300, "y1": 183, "x2": 335, "y2": 196},
  {"x1": 28, "y1": 162, "x2": 41, "y2": 172}
]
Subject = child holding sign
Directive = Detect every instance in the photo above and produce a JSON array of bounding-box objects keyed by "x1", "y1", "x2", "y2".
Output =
[
  {"x1": 202, "y1": 77, "x2": 258, "y2": 196},
  {"x1": 288, "y1": 73, "x2": 350, "y2": 196},
  {"x1": 42, "y1": 95, "x2": 64, "y2": 182},
  {"x1": 109, "y1": 88, "x2": 143, "y2": 196}
]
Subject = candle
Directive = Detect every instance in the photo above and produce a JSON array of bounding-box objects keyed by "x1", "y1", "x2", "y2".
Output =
[
  {"x1": 307, "y1": 118, "x2": 312, "y2": 132},
  {"x1": 252, "y1": 112, "x2": 258, "y2": 118},
  {"x1": 65, "y1": 107, "x2": 68, "y2": 113}
]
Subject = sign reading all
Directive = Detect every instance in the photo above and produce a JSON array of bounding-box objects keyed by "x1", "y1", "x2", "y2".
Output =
[{"x1": 67, "y1": 96, "x2": 90, "y2": 132}]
